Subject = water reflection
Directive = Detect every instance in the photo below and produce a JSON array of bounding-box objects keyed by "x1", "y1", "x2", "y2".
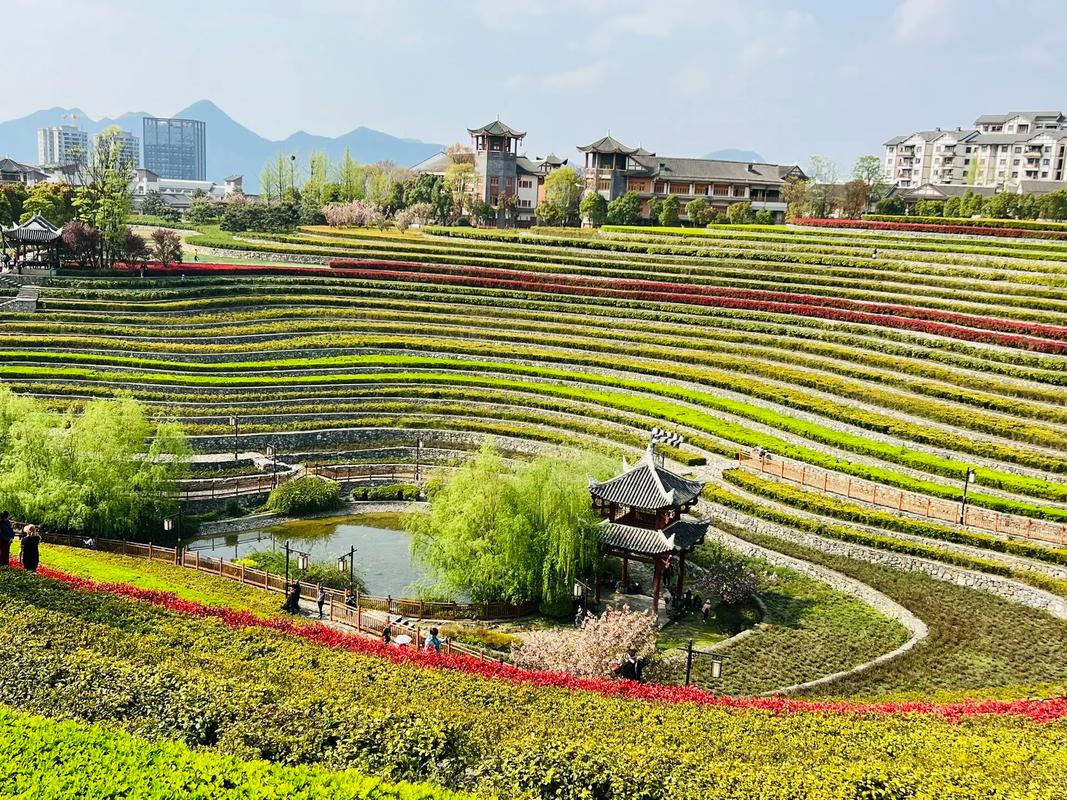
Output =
[{"x1": 189, "y1": 514, "x2": 429, "y2": 597}]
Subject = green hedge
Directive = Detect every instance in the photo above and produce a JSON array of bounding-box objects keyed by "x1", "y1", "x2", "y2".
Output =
[
  {"x1": 0, "y1": 705, "x2": 470, "y2": 800},
  {"x1": 267, "y1": 475, "x2": 342, "y2": 515}
]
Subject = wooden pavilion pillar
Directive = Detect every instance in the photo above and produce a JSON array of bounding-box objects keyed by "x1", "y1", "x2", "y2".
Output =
[{"x1": 620, "y1": 555, "x2": 628, "y2": 588}]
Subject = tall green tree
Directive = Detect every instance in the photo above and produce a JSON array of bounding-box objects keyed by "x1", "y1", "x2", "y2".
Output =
[
  {"x1": 0, "y1": 184, "x2": 29, "y2": 226},
  {"x1": 537, "y1": 167, "x2": 583, "y2": 226},
  {"x1": 606, "y1": 190, "x2": 641, "y2": 225},
  {"x1": 658, "y1": 194, "x2": 680, "y2": 226},
  {"x1": 73, "y1": 131, "x2": 135, "y2": 266},
  {"x1": 335, "y1": 148, "x2": 365, "y2": 202},
  {"x1": 579, "y1": 191, "x2": 608, "y2": 227},
  {"x1": 408, "y1": 442, "x2": 613, "y2": 614},
  {"x1": 20, "y1": 183, "x2": 75, "y2": 225},
  {"x1": 0, "y1": 387, "x2": 189, "y2": 538}
]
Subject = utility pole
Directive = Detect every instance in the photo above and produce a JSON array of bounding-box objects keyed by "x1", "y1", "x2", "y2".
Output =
[
  {"x1": 229, "y1": 415, "x2": 239, "y2": 461},
  {"x1": 959, "y1": 467, "x2": 976, "y2": 525}
]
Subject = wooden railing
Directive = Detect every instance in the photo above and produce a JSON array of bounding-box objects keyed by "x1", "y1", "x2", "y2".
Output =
[
  {"x1": 36, "y1": 532, "x2": 529, "y2": 658},
  {"x1": 175, "y1": 463, "x2": 441, "y2": 500},
  {"x1": 738, "y1": 450, "x2": 1067, "y2": 547}
]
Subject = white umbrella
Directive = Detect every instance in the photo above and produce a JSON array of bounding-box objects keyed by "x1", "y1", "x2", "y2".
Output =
[{"x1": 394, "y1": 634, "x2": 412, "y2": 646}]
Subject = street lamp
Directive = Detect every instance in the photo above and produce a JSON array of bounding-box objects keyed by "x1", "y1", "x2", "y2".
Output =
[
  {"x1": 163, "y1": 508, "x2": 183, "y2": 564},
  {"x1": 284, "y1": 540, "x2": 310, "y2": 584},
  {"x1": 290, "y1": 154, "x2": 296, "y2": 193},
  {"x1": 229, "y1": 415, "x2": 239, "y2": 461},
  {"x1": 683, "y1": 640, "x2": 727, "y2": 687},
  {"x1": 415, "y1": 438, "x2": 424, "y2": 483},
  {"x1": 266, "y1": 444, "x2": 279, "y2": 488},
  {"x1": 337, "y1": 546, "x2": 357, "y2": 588},
  {"x1": 959, "y1": 467, "x2": 977, "y2": 524}
]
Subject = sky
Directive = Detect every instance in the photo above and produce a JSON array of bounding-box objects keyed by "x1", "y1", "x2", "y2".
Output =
[{"x1": 3, "y1": 0, "x2": 1067, "y2": 173}]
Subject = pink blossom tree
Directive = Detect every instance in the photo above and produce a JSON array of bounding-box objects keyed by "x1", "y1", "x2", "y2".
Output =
[{"x1": 512, "y1": 605, "x2": 657, "y2": 678}]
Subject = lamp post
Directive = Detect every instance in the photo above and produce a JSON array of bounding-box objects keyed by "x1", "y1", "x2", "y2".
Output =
[
  {"x1": 284, "y1": 540, "x2": 309, "y2": 585},
  {"x1": 290, "y1": 154, "x2": 296, "y2": 194},
  {"x1": 683, "y1": 640, "x2": 727, "y2": 687},
  {"x1": 229, "y1": 415, "x2": 239, "y2": 461},
  {"x1": 415, "y1": 438, "x2": 424, "y2": 483},
  {"x1": 266, "y1": 444, "x2": 279, "y2": 488},
  {"x1": 959, "y1": 467, "x2": 977, "y2": 525},
  {"x1": 163, "y1": 508, "x2": 183, "y2": 564},
  {"x1": 337, "y1": 546, "x2": 357, "y2": 589}
]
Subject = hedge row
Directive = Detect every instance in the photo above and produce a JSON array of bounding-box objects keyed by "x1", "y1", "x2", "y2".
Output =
[
  {"x1": 863, "y1": 214, "x2": 1067, "y2": 233},
  {"x1": 2, "y1": 569, "x2": 1066, "y2": 800},
  {"x1": 797, "y1": 217, "x2": 1067, "y2": 240}
]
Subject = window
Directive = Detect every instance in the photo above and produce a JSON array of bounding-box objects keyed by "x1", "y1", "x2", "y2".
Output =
[
  {"x1": 1042, "y1": 172, "x2": 1049, "y2": 178},
  {"x1": 1013, "y1": 159, "x2": 1020, "y2": 165},
  {"x1": 520, "y1": 199, "x2": 532, "y2": 208},
  {"x1": 519, "y1": 179, "x2": 532, "y2": 189},
  {"x1": 489, "y1": 176, "x2": 499, "y2": 189},
  {"x1": 1014, "y1": 146, "x2": 1022, "y2": 153},
  {"x1": 504, "y1": 177, "x2": 514, "y2": 193}
]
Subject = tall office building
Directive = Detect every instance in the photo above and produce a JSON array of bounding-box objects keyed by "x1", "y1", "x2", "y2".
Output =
[
  {"x1": 37, "y1": 125, "x2": 90, "y2": 167},
  {"x1": 143, "y1": 117, "x2": 206, "y2": 180}
]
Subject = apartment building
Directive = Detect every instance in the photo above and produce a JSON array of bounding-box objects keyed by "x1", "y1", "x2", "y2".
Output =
[
  {"x1": 578, "y1": 134, "x2": 804, "y2": 223},
  {"x1": 885, "y1": 112, "x2": 1067, "y2": 192},
  {"x1": 37, "y1": 125, "x2": 90, "y2": 167},
  {"x1": 95, "y1": 128, "x2": 141, "y2": 170}
]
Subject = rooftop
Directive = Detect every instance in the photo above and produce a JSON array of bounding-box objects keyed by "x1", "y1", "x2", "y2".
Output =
[
  {"x1": 578, "y1": 135, "x2": 640, "y2": 155},
  {"x1": 597, "y1": 517, "x2": 709, "y2": 556},
  {"x1": 467, "y1": 120, "x2": 525, "y2": 138},
  {"x1": 589, "y1": 450, "x2": 704, "y2": 510}
]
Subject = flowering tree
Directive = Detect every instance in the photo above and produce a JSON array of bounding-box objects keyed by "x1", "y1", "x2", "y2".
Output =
[
  {"x1": 150, "y1": 228, "x2": 182, "y2": 268},
  {"x1": 695, "y1": 542, "x2": 766, "y2": 604},
  {"x1": 322, "y1": 200, "x2": 375, "y2": 227},
  {"x1": 61, "y1": 220, "x2": 102, "y2": 268},
  {"x1": 392, "y1": 208, "x2": 415, "y2": 233},
  {"x1": 512, "y1": 606, "x2": 657, "y2": 678}
]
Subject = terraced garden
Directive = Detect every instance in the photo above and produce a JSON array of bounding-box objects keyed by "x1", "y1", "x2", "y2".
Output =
[{"x1": 4, "y1": 219, "x2": 1067, "y2": 796}]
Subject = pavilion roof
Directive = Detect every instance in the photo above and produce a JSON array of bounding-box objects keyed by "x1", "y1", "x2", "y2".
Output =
[
  {"x1": 589, "y1": 450, "x2": 704, "y2": 510},
  {"x1": 597, "y1": 517, "x2": 709, "y2": 556},
  {"x1": 578, "y1": 135, "x2": 640, "y2": 155},
  {"x1": 1, "y1": 213, "x2": 62, "y2": 243},
  {"x1": 467, "y1": 120, "x2": 526, "y2": 138}
]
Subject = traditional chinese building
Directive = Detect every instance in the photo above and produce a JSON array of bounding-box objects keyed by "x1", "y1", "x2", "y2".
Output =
[
  {"x1": 589, "y1": 446, "x2": 710, "y2": 614},
  {"x1": 1, "y1": 213, "x2": 63, "y2": 268},
  {"x1": 578, "y1": 134, "x2": 803, "y2": 223},
  {"x1": 411, "y1": 120, "x2": 567, "y2": 226}
]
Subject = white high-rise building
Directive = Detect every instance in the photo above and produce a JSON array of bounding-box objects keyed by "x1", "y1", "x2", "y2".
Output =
[
  {"x1": 884, "y1": 112, "x2": 1067, "y2": 192},
  {"x1": 96, "y1": 128, "x2": 141, "y2": 170},
  {"x1": 37, "y1": 125, "x2": 90, "y2": 167}
]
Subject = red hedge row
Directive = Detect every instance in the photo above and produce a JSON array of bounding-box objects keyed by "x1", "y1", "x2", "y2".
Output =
[
  {"x1": 16, "y1": 560, "x2": 1067, "y2": 724},
  {"x1": 794, "y1": 217, "x2": 1067, "y2": 241}
]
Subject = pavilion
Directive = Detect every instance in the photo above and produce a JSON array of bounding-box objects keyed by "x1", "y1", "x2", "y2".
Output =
[
  {"x1": 589, "y1": 444, "x2": 710, "y2": 614},
  {"x1": 1, "y1": 214, "x2": 63, "y2": 269}
]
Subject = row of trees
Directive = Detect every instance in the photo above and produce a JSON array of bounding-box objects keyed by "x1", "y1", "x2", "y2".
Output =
[
  {"x1": 877, "y1": 186, "x2": 1067, "y2": 221},
  {"x1": 0, "y1": 387, "x2": 188, "y2": 538}
]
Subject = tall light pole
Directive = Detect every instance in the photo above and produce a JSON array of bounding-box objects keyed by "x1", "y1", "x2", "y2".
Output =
[
  {"x1": 229, "y1": 415, "x2": 239, "y2": 461},
  {"x1": 959, "y1": 467, "x2": 977, "y2": 525},
  {"x1": 415, "y1": 438, "x2": 423, "y2": 483},
  {"x1": 290, "y1": 154, "x2": 296, "y2": 194},
  {"x1": 163, "y1": 508, "x2": 183, "y2": 564},
  {"x1": 266, "y1": 444, "x2": 278, "y2": 488},
  {"x1": 284, "y1": 539, "x2": 309, "y2": 585}
]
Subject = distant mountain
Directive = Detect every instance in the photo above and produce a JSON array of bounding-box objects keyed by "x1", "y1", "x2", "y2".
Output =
[
  {"x1": 703, "y1": 148, "x2": 766, "y2": 163},
  {"x1": 0, "y1": 99, "x2": 443, "y2": 192}
]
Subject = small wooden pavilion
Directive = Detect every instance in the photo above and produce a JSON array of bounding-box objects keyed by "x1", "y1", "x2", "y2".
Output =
[
  {"x1": 1, "y1": 214, "x2": 63, "y2": 269},
  {"x1": 589, "y1": 445, "x2": 709, "y2": 614}
]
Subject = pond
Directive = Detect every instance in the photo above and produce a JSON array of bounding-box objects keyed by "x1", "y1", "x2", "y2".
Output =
[{"x1": 189, "y1": 512, "x2": 431, "y2": 598}]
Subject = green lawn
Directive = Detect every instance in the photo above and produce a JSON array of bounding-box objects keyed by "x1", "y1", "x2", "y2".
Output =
[{"x1": 11, "y1": 541, "x2": 286, "y2": 618}]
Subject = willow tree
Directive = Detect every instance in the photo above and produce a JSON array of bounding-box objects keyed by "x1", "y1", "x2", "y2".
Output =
[
  {"x1": 0, "y1": 387, "x2": 189, "y2": 538},
  {"x1": 408, "y1": 442, "x2": 614, "y2": 615}
]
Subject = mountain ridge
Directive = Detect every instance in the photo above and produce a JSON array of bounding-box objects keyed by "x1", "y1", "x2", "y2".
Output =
[{"x1": 0, "y1": 99, "x2": 443, "y2": 192}]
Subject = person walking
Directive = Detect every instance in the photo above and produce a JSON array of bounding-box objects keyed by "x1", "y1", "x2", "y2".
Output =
[
  {"x1": 316, "y1": 585, "x2": 326, "y2": 619},
  {"x1": 20, "y1": 525, "x2": 41, "y2": 573},
  {"x1": 702, "y1": 598, "x2": 713, "y2": 624},
  {"x1": 344, "y1": 588, "x2": 356, "y2": 608},
  {"x1": 381, "y1": 616, "x2": 393, "y2": 645},
  {"x1": 0, "y1": 511, "x2": 14, "y2": 567},
  {"x1": 424, "y1": 626, "x2": 443, "y2": 655}
]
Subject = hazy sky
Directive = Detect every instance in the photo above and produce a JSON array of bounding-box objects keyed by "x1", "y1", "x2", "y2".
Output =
[{"x1": 4, "y1": 0, "x2": 1066, "y2": 171}]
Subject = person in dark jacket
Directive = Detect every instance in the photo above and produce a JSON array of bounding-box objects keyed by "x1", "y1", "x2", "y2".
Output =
[
  {"x1": 615, "y1": 648, "x2": 645, "y2": 682},
  {"x1": 382, "y1": 616, "x2": 393, "y2": 645},
  {"x1": 316, "y1": 585, "x2": 326, "y2": 619},
  {"x1": 0, "y1": 511, "x2": 14, "y2": 567},
  {"x1": 20, "y1": 525, "x2": 41, "y2": 572}
]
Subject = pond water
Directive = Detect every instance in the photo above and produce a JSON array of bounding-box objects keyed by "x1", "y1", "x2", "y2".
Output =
[{"x1": 189, "y1": 513, "x2": 431, "y2": 597}]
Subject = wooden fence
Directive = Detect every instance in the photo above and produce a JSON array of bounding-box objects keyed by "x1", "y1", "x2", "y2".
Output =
[
  {"x1": 738, "y1": 450, "x2": 1067, "y2": 546},
  {"x1": 36, "y1": 531, "x2": 532, "y2": 662},
  {"x1": 175, "y1": 463, "x2": 437, "y2": 501}
]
